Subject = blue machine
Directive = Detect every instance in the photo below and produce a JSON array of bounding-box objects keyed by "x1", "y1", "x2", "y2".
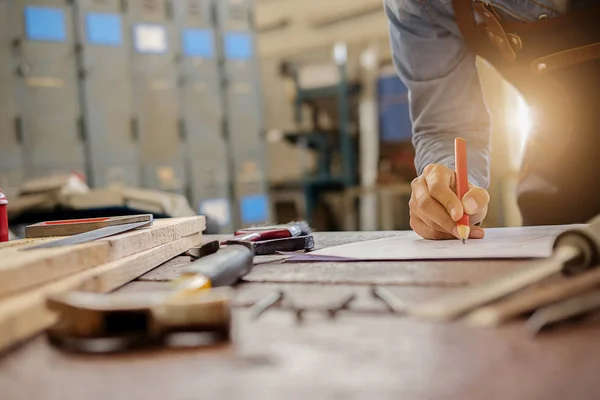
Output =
[
  {"x1": 12, "y1": 1, "x2": 85, "y2": 179},
  {"x1": 127, "y1": 0, "x2": 186, "y2": 194},
  {"x1": 216, "y1": 0, "x2": 270, "y2": 228},
  {"x1": 0, "y1": 1, "x2": 22, "y2": 198},
  {"x1": 74, "y1": 0, "x2": 140, "y2": 188},
  {"x1": 174, "y1": 0, "x2": 233, "y2": 232},
  {"x1": 377, "y1": 72, "x2": 412, "y2": 143}
]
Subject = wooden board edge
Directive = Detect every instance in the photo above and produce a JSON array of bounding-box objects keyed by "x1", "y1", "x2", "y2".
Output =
[
  {"x1": 0, "y1": 217, "x2": 205, "y2": 298},
  {"x1": 0, "y1": 232, "x2": 203, "y2": 354},
  {"x1": 106, "y1": 216, "x2": 206, "y2": 260}
]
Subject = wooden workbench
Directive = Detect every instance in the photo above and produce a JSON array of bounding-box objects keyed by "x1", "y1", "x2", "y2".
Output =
[{"x1": 1, "y1": 231, "x2": 600, "y2": 400}]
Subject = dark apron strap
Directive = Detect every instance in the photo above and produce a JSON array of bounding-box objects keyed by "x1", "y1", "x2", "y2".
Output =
[{"x1": 452, "y1": 0, "x2": 600, "y2": 70}]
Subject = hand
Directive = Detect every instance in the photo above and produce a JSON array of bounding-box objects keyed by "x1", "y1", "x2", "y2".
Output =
[{"x1": 409, "y1": 164, "x2": 490, "y2": 240}]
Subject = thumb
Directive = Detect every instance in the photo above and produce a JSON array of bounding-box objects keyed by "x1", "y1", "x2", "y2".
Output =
[{"x1": 462, "y1": 186, "x2": 490, "y2": 216}]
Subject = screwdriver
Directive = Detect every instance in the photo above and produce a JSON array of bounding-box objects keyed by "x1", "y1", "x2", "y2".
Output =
[
  {"x1": 526, "y1": 289, "x2": 600, "y2": 335},
  {"x1": 409, "y1": 214, "x2": 600, "y2": 321},
  {"x1": 174, "y1": 241, "x2": 254, "y2": 294}
]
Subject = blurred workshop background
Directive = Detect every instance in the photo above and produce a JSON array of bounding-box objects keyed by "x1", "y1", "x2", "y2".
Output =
[{"x1": 0, "y1": 0, "x2": 529, "y2": 236}]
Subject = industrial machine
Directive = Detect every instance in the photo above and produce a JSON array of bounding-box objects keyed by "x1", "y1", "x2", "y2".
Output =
[
  {"x1": 127, "y1": 0, "x2": 186, "y2": 194},
  {"x1": 0, "y1": 0, "x2": 22, "y2": 198},
  {"x1": 174, "y1": 0, "x2": 233, "y2": 232},
  {"x1": 279, "y1": 50, "x2": 360, "y2": 226},
  {"x1": 74, "y1": 0, "x2": 140, "y2": 188},
  {"x1": 216, "y1": 0, "x2": 270, "y2": 228},
  {"x1": 11, "y1": 1, "x2": 86, "y2": 180}
]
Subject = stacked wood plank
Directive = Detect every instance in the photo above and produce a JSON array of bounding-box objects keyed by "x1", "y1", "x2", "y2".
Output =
[{"x1": 0, "y1": 216, "x2": 205, "y2": 353}]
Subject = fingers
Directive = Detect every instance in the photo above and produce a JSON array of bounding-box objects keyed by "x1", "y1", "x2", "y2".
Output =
[
  {"x1": 410, "y1": 215, "x2": 455, "y2": 240},
  {"x1": 423, "y1": 164, "x2": 463, "y2": 221},
  {"x1": 409, "y1": 163, "x2": 491, "y2": 241},
  {"x1": 470, "y1": 225, "x2": 485, "y2": 239},
  {"x1": 462, "y1": 186, "x2": 491, "y2": 224}
]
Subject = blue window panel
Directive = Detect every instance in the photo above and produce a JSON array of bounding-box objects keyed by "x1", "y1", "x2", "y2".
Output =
[
  {"x1": 133, "y1": 24, "x2": 168, "y2": 54},
  {"x1": 199, "y1": 198, "x2": 231, "y2": 226},
  {"x1": 24, "y1": 6, "x2": 66, "y2": 42},
  {"x1": 86, "y1": 13, "x2": 123, "y2": 47},
  {"x1": 240, "y1": 194, "x2": 268, "y2": 224},
  {"x1": 224, "y1": 32, "x2": 252, "y2": 60},
  {"x1": 377, "y1": 74, "x2": 412, "y2": 143},
  {"x1": 182, "y1": 29, "x2": 213, "y2": 58}
]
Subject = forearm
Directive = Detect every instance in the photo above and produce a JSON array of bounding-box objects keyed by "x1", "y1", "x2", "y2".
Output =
[
  {"x1": 410, "y1": 53, "x2": 491, "y2": 188},
  {"x1": 385, "y1": 0, "x2": 491, "y2": 188}
]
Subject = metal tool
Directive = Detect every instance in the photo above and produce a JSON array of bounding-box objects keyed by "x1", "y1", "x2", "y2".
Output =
[
  {"x1": 371, "y1": 286, "x2": 406, "y2": 314},
  {"x1": 188, "y1": 240, "x2": 221, "y2": 260},
  {"x1": 177, "y1": 241, "x2": 255, "y2": 292},
  {"x1": 230, "y1": 221, "x2": 311, "y2": 242},
  {"x1": 46, "y1": 288, "x2": 233, "y2": 353},
  {"x1": 408, "y1": 215, "x2": 600, "y2": 321},
  {"x1": 526, "y1": 290, "x2": 600, "y2": 336},
  {"x1": 23, "y1": 218, "x2": 154, "y2": 251},
  {"x1": 25, "y1": 214, "x2": 153, "y2": 238},
  {"x1": 326, "y1": 294, "x2": 356, "y2": 319},
  {"x1": 189, "y1": 235, "x2": 315, "y2": 260},
  {"x1": 466, "y1": 266, "x2": 600, "y2": 327},
  {"x1": 250, "y1": 290, "x2": 285, "y2": 320}
]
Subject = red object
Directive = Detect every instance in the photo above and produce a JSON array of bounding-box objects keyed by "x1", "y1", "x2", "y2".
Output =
[
  {"x1": 232, "y1": 228, "x2": 296, "y2": 242},
  {"x1": 454, "y1": 138, "x2": 470, "y2": 232},
  {"x1": 42, "y1": 217, "x2": 110, "y2": 226},
  {"x1": 228, "y1": 223, "x2": 308, "y2": 243},
  {"x1": 0, "y1": 189, "x2": 8, "y2": 242}
]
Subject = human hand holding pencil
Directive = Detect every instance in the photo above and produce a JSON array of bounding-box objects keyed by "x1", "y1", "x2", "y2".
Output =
[{"x1": 408, "y1": 138, "x2": 489, "y2": 240}]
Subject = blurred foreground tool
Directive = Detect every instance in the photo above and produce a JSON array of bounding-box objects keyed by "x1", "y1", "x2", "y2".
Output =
[
  {"x1": 526, "y1": 290, "x2": 600, "y2": 335},
  {"x1": 371, "y1": 286, "x2": 406, "y2": 314},
  {"x1": 22, "y1": 215, "x2": 153, "y2": 250},
  {"x1": 466, "y1": 265, "x2": 600, "y2": 327},
  {"x1": 250, "y1": 290, "x2": 285, "y2": 320},
  {"x1": 409, "y1": 214, "x2": 600, "y2": 321},
  {"x1": 46, "y1": 288, "x2": 233, "y2": 354},
  {"x1": 0, "y1": 189, "x2": 8, "y2": 242},
  {"x1": 177, "y1": 241, "x2": 255, "y2": 291}
]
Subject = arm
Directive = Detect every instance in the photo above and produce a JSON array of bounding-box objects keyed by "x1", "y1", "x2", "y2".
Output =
[
  {"x1": 384, "y1": 0, "x2": 491, "y2": 188},
  {"x1": 385, "y1": 0, "x2": 491, "y2": 239}
]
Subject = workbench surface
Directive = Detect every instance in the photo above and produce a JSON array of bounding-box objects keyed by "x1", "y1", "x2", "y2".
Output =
[{"x1": 2, "y1": 231, "x2": 600, "y2": 400}]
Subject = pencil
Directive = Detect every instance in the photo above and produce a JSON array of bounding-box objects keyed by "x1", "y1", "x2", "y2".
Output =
[{"x1": 454, "y1": 138, "x2": 469, "y2": 243}]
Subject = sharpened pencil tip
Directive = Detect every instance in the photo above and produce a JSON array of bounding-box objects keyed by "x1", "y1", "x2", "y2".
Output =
[{"x1": 461, "y1": 238, "x2": 466, "y2": 244}]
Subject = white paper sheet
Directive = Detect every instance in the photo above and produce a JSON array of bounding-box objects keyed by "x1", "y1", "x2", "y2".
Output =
[{"x1": 304, "y1": 225, "x2": 584, "y2": 261}]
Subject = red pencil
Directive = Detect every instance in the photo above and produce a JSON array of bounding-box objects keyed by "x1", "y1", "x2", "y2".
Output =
[{"x1": 454, "y1": 138, "x2": 469, "y2": 243}]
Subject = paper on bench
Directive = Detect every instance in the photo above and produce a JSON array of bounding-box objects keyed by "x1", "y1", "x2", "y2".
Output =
[{"x1": 291, "y1": 225, "x2": 582, "y2": 261}]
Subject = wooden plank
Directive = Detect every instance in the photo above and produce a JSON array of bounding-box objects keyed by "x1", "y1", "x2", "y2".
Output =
[
  {"x1": 0, "y1": 232, "x2": 202, "y2": 353},
  {"x1": 2, "y1": 309, "x2": 600, "y2": 399},
  {"x1": 241, "y1": 260, "x2": 525, "y2": 287},
  {"x1": 0, "y1": 217, "x2": 205, "y2": 298}
]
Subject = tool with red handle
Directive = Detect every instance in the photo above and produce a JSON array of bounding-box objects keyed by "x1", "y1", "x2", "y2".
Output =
[{"x1": 229, "y1": 221, "x2": 311, "y2": 242}]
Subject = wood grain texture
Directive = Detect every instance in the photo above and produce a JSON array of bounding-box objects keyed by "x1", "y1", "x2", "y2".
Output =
[
  {"x1": 2, "y1": 309, "x2": 600, "y2": 400},
  {"x1": 241, "y1": 260, "x2": 525, "y2": 287},
  {"x1": 0, "y1": 217, "x2": 205, "y2": 298},
  {"x1": 118, "y1": 281, "x2": 456, "y2": 313},
  {"x1": 0, "y1": 233, "x2": 202, "y2": 353}
]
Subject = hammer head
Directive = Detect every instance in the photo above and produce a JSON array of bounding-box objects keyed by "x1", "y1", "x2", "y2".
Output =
[{"x1": 46, "y1": 288, "x2": 233, "y2": 353}]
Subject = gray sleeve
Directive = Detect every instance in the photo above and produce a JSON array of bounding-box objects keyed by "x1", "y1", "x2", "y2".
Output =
[{"x1": 385, "y1": 0, "x2": 491, "y2": 188}]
